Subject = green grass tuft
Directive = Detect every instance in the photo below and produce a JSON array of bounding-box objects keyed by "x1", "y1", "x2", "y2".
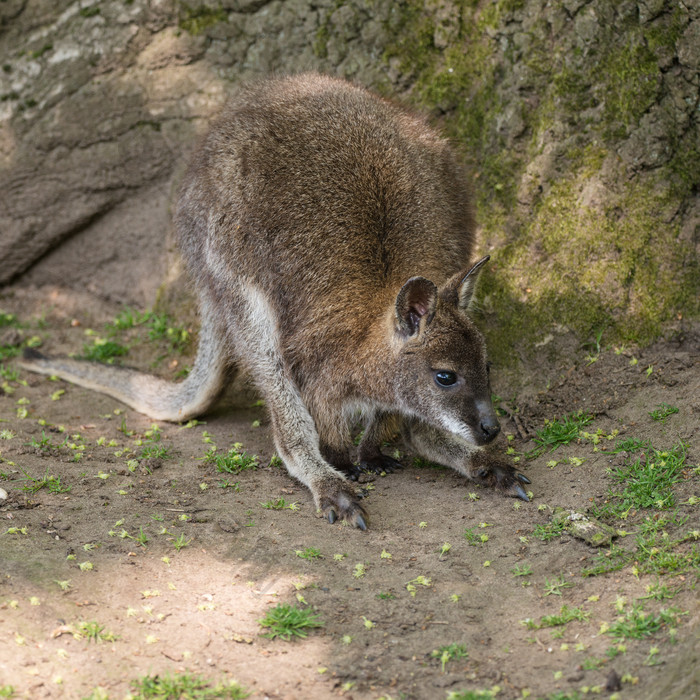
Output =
[
  {"x1": 600, "y1": 441, "x2": 690, "y2": 516},
  {"x1": 258, "y1": 603, "x2": 323, "y2": 641},
  {"x1": 131, "y1": 672, "x2": 249, "y2": 699},
  {"x1": 606, "y1": 604, "x2": 684, "y2": 640},
  {"x1": 204, "y1": 444, "x2": 259, "y2": 474},
  {"x1": 527, "y1": 412, "x2": 594, "y2": 458},
  {"x1": 648, "y1": 403, "x2": 679, "y2": 422}
]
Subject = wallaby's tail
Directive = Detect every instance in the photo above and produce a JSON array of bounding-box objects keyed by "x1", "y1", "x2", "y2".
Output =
[{"x1": 18, "y1": 307, "x2": 230, "y2": 423}]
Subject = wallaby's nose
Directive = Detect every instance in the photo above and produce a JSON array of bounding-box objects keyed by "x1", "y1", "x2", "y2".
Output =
[{"x1": 479, "y1": 418, "x2": 500, "y2": 443}]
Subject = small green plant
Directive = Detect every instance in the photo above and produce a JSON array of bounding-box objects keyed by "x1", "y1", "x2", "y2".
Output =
[
  {"x1": 405, "y1": 575, "x2": 431, "y2": 597},
  {"x1": 446, "y1": 689, "x2": 499, "y2": 700},
  {"x1": 527, "y1": 412, "x2": 594, "y2": 458},
  {"x1": 81, "y1": 338, "x2": 129, "y2": 363},
  {"x1": 140, "y1": 444, "x2": 171, "y2": 460},
  {"x1": 205, "y1": 444, "x2": 259, "y2": 474},
  {"x1": 0, "y1": 311, "x2": 19, "y2": 328},
  {"x1": 605, "y1": 605, "x2": 684, "y2": 640},
  {"x1": 134, "y1": 527, "x2": 149, "y2": 547},
  {"x1": 648, "y1": 403, "x2": 679, "y2": 422},
  {"x1": 583, "y1": 510, "x2": 700, "y2": 577},
  {"x1": 258, "y1": 603, "x2": 323, "y2": 640},
  {"x1": 464, "y1": 527, "x2": 488, "y2": 546},
  {"x1": 438, "y1": 542, "x2": 452, "y2": 559},
  {"x1": 581, "y1": 657, "x2": 605, "y2": 670},
  {"x1": 376, "y1": 591, "x2": 395, "y2": 600},
  {"x1": 607, "y1": 437, "x2": 650, "y2": 453},
  {"x1": 108, "y1": 307, "x2": 190, "y2": 353},
  {"x1": 0, "y1": 364, "x2": 19, "y2": 381},
  {"x1": 0, "y1": 686, "x2": 15, "y2": 698},
  {"x1": 295, "y1": 547, "x2": 322, "y2": 560},
  {"x1": 130, "y1": 673, "x2": 249, "y2": 699},
  {"x1": 260, "y1": 498, "x2": 298, "y2": 510},
  {"x1": 353, "y1": 562, "x2": 367, "y2": 578},
  {"x1": 431, "y1": 642, "x2": 468, "y2": 672},
  {"x1": 523, "y1": 605, "x2": 590, "y2": 629},
  {"x1": 511, "y1": 563, "x2": 533, "y2": 577},
  {"x1": 543, "y1": 575, "x2": 574, "y2": 596},
  {"x1": 532, "y1": 520, "x2": 566, "y2": 541},
  {"x1": 74, "y1": 620, "x2": 117, "y2": 643},
  {"x1": 218, "y1": 479, "x2": 240, "y2": 491},
  {"x1": 640, "y1": 581, "x2": 679, "y2": 601},
  {"x1": 173, "y1": 534, "x2": 191, "y2": 551},
  {"x1": 20, "y1": 468, "x2": 70, "y2": 494},
  {"x1": 26, "y1": 430, "x2": 52, "y2": 451}
]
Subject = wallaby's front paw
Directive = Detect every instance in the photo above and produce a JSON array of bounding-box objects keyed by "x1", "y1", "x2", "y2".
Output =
[
  {"x1": 318, "y1": 481, "x2": 368, "y2": 530},
  {"x1": 470, "y1": 452, "x2": 531, "y2": 502}
]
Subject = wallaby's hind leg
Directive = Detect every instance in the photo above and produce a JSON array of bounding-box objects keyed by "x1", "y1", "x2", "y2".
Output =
[
  {"x1": 357, "y1": 412, "x2": 403, "y2": 476},
  {"x1": 235, "y1": 285, "x2": 366, "y2": 529},
  {"x1": 320, "y1": 441, "x2": 356, "y2": 477},
  {"x1": 404, "y1": 419, "x2": 531, "y2": 501},
  {"x1": 19, "y1": 293, "x2": 231, "y2": 422}
]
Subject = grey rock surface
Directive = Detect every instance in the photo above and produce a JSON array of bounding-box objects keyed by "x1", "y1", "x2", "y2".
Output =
[{"x1": 0, "y1": 0, "x2": 393, "y2": 303}]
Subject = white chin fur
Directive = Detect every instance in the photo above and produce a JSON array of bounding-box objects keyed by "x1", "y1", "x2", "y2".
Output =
[{"x1": 439, "y1": 416, "x2": 475, "y2": 444}]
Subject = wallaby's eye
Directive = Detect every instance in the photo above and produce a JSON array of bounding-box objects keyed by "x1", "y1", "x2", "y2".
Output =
[{"x1": 434, "y1": 371, "x2": 458, "y2": 387}]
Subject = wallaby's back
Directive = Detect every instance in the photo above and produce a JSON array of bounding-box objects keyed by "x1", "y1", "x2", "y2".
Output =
[{"x1": 176, "y1": 74, "x2": 476, "y2": 345}]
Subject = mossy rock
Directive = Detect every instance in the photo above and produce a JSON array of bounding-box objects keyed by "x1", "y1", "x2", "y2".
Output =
[{"x1": 380, "y1": 0, "x2": 700, "y2": 366}]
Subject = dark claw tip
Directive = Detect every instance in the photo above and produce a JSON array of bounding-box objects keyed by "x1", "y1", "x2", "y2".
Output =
[
  {"x1": 514, "y1": 484, "x2": 530, "y2": 502},
  {"x1": 327, "y1": 509, "x2": 337, "y2": 524},
  {"x1": 355, "y1": 514, "x2": 367, "y2": 531},
  {"x1": 517, "y1": 473, "x2": 531, "y2": 484}
]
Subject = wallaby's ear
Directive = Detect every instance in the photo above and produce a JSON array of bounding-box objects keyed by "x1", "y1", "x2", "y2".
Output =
[
  {"x1": 395, "y1": 276, "x2": 438, "y2": 336},
  {"x1": 440, "y1": 255, "x2": 490, "y2": 312}
]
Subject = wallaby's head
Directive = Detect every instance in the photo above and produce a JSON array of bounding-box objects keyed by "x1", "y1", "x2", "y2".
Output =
[{"x1": 392, "y1": 256, "x2": 499, "y2": 447}]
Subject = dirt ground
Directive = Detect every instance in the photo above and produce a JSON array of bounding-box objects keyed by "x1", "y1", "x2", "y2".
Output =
[{"x1": 0, "y1": 284, "x2": 698, "y2": 700}]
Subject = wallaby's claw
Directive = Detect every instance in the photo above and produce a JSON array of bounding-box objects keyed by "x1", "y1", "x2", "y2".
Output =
[
  {"x1": 319, "y1": 482, "x2": 368, "y2": 530},
  {"x1": 511, "y1": 483, "x2": 530, "y2": 502},
  {"x1": 469, "y1": 452, "x2": 532, "y2": 501}
]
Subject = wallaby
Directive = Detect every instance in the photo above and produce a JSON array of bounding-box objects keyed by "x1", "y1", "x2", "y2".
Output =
[{"x1": 21, "y1": 73, "x2": 530, "y2": 529}]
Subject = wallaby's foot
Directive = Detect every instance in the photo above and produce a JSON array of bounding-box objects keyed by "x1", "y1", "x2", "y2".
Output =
[
  {"x1": 358, "y1": 454, "x2": 403, "y2": 475},
  {"x1": 336, "y1": 454, "x2": 402, "y2": 481},
  {"x1": 469, "y1": 450, "x2": 531, "y2": 501},
  {"x1": 317, "y1": 479, "x2": 368, "y2": 530}
]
